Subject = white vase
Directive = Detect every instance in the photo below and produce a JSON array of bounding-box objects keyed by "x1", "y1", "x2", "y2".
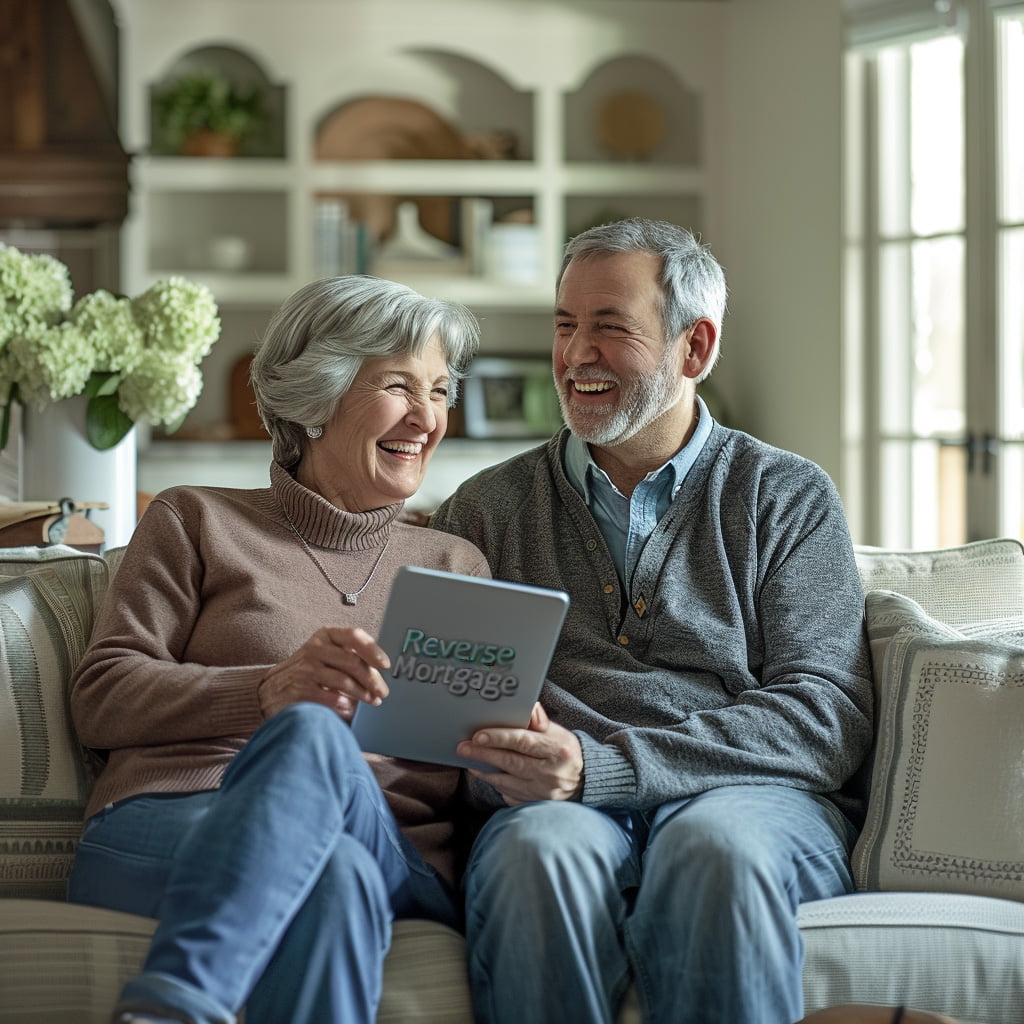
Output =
[{"x1": 20, "y1": 396, "x2": 138, "y2": 549}]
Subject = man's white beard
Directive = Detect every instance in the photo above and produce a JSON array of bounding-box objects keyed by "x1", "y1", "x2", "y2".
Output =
[{"x1": 558, "y1": 347, "x2": 684, "y2": 447}]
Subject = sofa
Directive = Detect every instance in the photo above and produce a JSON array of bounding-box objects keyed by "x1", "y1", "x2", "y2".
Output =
[{"x1": 1, "y1": 538, "x2": 1023, "y2": 1023}]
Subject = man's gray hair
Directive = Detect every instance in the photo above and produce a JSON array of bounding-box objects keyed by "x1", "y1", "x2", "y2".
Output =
[
  {"x1": 559, "y1": 218, "x2": 728, "y2": 381},
  {"x1": 250, "y1": 274, "x2": 479, "y2": 469}
]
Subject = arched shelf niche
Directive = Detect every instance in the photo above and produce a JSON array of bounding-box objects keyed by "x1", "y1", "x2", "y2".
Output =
[
  {"x1": 149, "y1": 44, "x2": 286, "y2": 158},
  {"x1": 311, "y1": 49, "x2": 533, "y2": 249},
  {"x1": 564, "y1": 54, "x2": 701, "y2": 165},
  {"x1": 404, "y1": 48, "x2": 533, "y2": 161}
]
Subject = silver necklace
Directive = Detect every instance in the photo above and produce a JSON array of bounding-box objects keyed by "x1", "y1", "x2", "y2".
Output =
[{"x1": 280, "y1": 505, "x2": 390, "y2": 606}]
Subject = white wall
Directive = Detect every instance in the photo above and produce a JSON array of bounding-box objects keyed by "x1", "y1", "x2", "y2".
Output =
[{"x1": 716, "y1": 0, "x2": 845, "y2": 488}]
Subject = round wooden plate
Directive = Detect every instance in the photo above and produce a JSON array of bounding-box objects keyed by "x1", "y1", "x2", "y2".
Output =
[{"x1": 597, "y1": 90, "x2": 666, "y2": 159}]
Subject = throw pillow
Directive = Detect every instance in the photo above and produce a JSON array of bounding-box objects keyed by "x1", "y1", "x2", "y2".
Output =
[
  {"x1": 0, "y1": 568, "x2": 100, "y2": 899},
  {"x1": 852, "y1": 589, "x2": 1024, "y2": 901}
]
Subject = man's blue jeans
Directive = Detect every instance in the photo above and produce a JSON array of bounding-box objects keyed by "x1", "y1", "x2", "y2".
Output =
[
  {"x1": 67, "y1": 703, "x2": 456, "y2": 1024},
  {"x1": 464, "y1": 785, "x2": 856, "y2": 1024}
]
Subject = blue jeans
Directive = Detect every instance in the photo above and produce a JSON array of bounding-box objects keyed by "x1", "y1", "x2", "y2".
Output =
[
  {"x1": 464, "y1": 785, "x2": 856, "y2": 1024},
  {"x1": 67, "y1": 703, "x2": 457, "y2": 1024}
]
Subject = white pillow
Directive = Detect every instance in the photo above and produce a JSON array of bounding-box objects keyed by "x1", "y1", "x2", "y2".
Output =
[{"x1": 853, "y1": 589, "x2": 1024, "y2": 901}]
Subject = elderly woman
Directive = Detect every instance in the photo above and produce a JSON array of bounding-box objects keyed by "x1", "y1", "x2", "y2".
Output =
[{"x1": 67, "y1": 275, "x2": 488, "y2": 1024}]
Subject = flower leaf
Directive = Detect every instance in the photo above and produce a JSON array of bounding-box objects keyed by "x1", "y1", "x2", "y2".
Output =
[
  {"x1": 82, "y1": 371, "x2": 123, "y2": 398},
  {"x1": 85, "y1": 393, "x2": 133, "y2": 450}
]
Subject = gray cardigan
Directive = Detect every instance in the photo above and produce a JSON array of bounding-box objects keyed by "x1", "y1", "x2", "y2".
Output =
[{"x1": 431, "y1": 423, "x2": 873, "y2": 825}]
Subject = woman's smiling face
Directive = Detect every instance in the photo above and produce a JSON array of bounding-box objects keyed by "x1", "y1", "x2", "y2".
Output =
[{"x1": 304, "y1": 335, "x2": 451, "y2": 512}]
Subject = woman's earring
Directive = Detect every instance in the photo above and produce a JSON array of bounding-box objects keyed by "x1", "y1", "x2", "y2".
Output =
[{"x1": 306, "y1": 425, "x2": 324, "y2": 439}]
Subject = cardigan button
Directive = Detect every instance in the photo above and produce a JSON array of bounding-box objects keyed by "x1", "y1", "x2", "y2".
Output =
[
  {"x1": 586, "y1": 539, "x2": 598, "y2": 551},
  {"x1": 603, "y1": 584, "x2": 615, "y2": 594},
  {"x1": 617, "y1": 634, "x2": 629, "y2": 645}
]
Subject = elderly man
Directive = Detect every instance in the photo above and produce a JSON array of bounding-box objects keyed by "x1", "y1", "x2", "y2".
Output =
[{"x1": 431, "y1": 217, "x2": 872, "y2": 1024}]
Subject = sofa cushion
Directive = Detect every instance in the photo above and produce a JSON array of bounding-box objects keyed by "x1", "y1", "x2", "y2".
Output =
[
  {"x1": 0, "y1": 899, "x2": 156, "y2": 1021},
  {"x1": 0, "y1": 548, "x2": 109, "y2": 899},
  {"x1": 799, "y1": 890, "x2": 1024, "y2": 1021},
  {"x1": 854, "y1": 537, "x2": 1024, "y2": 626},
  {"x1": 852, "y1": 589, "x2": 1024, "y2": 902},
  {"x1": 0, "y1": 903, "x2": 472, "y2": 1024}
]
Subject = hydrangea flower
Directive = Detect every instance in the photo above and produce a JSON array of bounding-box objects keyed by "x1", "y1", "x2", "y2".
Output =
[
  {"x1": 118, "y1": 351, "x2": 204, "y2": 428},
  {"x1": 0, "y1": 244, "x2": 73, "y2": 346},
  {"x1": 0, "y1": 245, "x2": 221, "y2": 449},
  {"x1": 132, "y1": 277, "x2": 221, "y2": 363},
  {"x1": 7, "y1": 321, "x2": 96, "y2": 405},
  {"x1": 70, "y1": 290, "x2": 144, "y2": 374}
]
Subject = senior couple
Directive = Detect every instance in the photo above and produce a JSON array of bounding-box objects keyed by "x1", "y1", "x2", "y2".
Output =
[{"x1": 68, "y1": 218, "x2": 880, "y2": 1024}]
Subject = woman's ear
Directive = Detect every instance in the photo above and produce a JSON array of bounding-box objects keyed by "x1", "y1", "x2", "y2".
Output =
[{"x1": 680, "y1": 318, "x2": 718, "y2": 380}]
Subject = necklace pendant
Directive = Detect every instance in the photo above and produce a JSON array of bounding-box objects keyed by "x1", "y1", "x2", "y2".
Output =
[{"x1": 343, "y1": 593, "x2": 358, "y2": 606}]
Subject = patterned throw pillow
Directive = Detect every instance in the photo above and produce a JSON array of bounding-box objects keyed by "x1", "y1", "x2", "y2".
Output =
[
  {"x1": 853, "y1": 589, "x2": 1024, "y2": 901},
  {"x1": 0, "y1": 562, "x2": 106, "y2": 899}
]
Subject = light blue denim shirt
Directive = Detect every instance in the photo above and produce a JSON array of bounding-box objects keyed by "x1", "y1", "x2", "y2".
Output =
[{"x1": 564, "y1": 395, "x2": 714, "y2": 590}]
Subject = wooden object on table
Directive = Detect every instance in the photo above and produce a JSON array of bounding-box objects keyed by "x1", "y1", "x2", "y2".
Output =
[{"x1": 0, "y1": 499, "x2": 106, "y2": 553}]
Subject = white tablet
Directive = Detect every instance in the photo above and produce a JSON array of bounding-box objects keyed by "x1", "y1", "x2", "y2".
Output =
[{"x1": 351, "y1": 565, "x2": 570, "y2": 771}]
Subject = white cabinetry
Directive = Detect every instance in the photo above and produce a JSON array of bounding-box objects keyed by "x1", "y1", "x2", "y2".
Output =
[{"x1": 112, "y1": 0, "x2": 726, "y2": 493}]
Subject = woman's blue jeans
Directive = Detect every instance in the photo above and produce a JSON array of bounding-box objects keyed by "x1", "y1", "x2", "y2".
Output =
[
  {"x1": 464, "y1": 785, "x2": 857, "y2": 1024},
  {"x1": 67, "y1": 703, "x2": 457, "y2": 1024}
]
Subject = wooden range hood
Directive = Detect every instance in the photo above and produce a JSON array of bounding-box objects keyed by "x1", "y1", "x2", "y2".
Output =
[{"x1": 0, "y1": 0, "x2": 129, "y2": 227}]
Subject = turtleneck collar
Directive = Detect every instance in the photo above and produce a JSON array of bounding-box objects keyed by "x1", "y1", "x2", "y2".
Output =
[{"x1": 270, "y1": 462, "x2": 403, "y2": 551}]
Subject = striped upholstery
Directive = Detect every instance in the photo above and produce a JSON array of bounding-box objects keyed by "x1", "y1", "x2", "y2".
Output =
[
  {"x1": 2, "y1": 540, "x2": 1024, "y2": 1021},
  {"x1": 800, "y1": 891, "x2": 1024, "y2": 1022},
  {"x1": 0, "y1": 545, "x2": 475, "y2": 1021},
  {"x1": 0, "y1": 549, "x2": 109, "y2": 899},
  {"x1": 0, "y1": 904, "x2": 472, "y2": 1024}
]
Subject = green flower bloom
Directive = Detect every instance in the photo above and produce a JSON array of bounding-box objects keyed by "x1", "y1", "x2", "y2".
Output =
[
  {"x1": 0, "y1": 244, "x2": 73, "y2": 348},
  {"x1": 132, "y1": 277, "x2": 221, "y2": 362},
  {"x1": 117, "y1": 351, "x2": 204, "y2": 427},
  {"x1": 8, "y1": 321, "x2": 96, "y2": 406},
  {"x1": 70, "y1": 290, "x2": 144, "y2": 373}
]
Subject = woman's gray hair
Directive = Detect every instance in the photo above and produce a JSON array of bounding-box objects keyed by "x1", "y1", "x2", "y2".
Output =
[
  {"x1": 250, "y1": 275, "x2": 479, "y2": 469},
  {"x1": 559, "y1": 218, "x2": 728, "y2": 382}
]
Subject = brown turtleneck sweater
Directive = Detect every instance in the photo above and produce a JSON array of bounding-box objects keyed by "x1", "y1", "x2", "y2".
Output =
[{"x1": 69, "y1": 462, "x2": 490, "y2": 886}]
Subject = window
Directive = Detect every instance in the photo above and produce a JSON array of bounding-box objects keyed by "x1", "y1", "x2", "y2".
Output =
[{"x1": 844, "y1": 0, "x2": 1024, "y2": 546}]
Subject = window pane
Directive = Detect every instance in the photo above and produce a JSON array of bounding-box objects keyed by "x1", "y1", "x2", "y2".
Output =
[
  {"x1": 878, "y1": 36, "x2": 964, "y2": 238},
  {"x1": 878, "y1": 236, "x2": 965, "y2": 437},
  {"x1": 1001, "y1": 227, "x2": 1024, "y2": 439},
  {"x1": 877, "y1": 48, "x2": 911, "y2": 237},
  {"x1": 909, "y1": 36, "x2": 964, "y2": 235},
  {"x1": 998, "y1": 11, "x2": 1024, "y2": 222},
  {"x1": 1002, "y1": 443, "x2": 1024, "y2": 541},
  {"x1": 879, "y1": 439, "x2": 966, "y2": 548}
]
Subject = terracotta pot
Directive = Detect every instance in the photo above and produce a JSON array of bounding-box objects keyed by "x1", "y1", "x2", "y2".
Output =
[{"x1": 180, "y1": 130, "x2": 239, "y2": 157}]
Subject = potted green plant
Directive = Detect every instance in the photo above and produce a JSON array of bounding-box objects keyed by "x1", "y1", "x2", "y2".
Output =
[{"x1": 153, "y1": 72, "x2": 268, "y2": 157}]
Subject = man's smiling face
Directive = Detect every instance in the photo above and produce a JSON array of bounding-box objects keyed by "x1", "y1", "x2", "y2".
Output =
[{"x1": 552, "y1": 250, "x2": 685, "y2": 448}]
